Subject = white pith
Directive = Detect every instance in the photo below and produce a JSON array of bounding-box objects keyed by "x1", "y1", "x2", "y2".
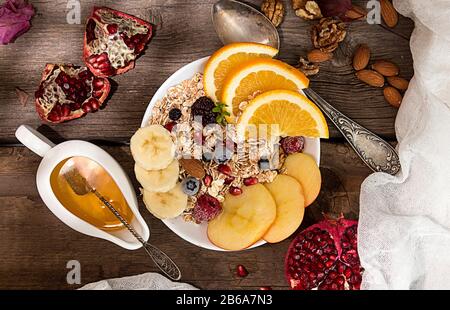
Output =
[
  {"x1": 88, "y1": 9, "x2": 149, "y2": 69},
  {"x1": 37, "y1": 66, "x2": 93, "y2": 115}
]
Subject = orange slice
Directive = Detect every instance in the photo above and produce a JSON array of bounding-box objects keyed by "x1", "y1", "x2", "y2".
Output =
[
  {"x1": 221, "y1": 58, "x2": 310, "y2": 121},
  {"x1": 236, "y1": 90, "x2": 329, "y2": 139},
  {"x1": 203, "y1": 43, "x2": 278, "y2": 103}
]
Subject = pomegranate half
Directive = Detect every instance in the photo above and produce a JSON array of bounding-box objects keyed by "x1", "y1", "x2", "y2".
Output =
[
  {"x1": 285, "y1": 216, "x2": 363, "y2": 290},
  {"x1": 83, "y1": 7, "x2": 153, "y2": 77},
  {"x1": 34, "y1": 64, "x2": 111, "y2": 123}
]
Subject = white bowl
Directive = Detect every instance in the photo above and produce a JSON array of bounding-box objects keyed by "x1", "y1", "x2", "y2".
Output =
[
  {"x1": 15, "y1": 125, "x2": 149, "y2": 250},
  {"x1": 142, "y1": 57, "x2": 320, "y2": 251}
]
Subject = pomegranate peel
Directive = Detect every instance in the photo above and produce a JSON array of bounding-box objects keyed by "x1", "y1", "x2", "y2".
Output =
[
  {"x1": 35, "y1": 63, "x2": 110, "y2": 123},
  {"x1": 285, "y1": 215, "x2": 363, "y2": 290},
  {"x1": 83, "y1": 7, "x2": 153, "y2": 77}
]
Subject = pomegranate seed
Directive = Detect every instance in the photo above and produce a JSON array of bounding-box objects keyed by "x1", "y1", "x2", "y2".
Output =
[
  {"x1": 218, "y1": 164, "x2": 232, "y2": 176},
  {"x1": 91, "y1": 62, "x2": 99, "y2": 69},
  {"x1": 92, "y1": 78, "x2": 104, "y2": 90},
  {"x1": 63, "y1": 83, "x2": 70, "y2": 90},
  {"x1": 236, "y1": 265, "x2": 248, "y2": 277},
  {"x1": 47, "y1": 111, "x2": 60, "y2": 122},
  {"x1": 106, "y1": 23, "x2": 118, "y2": 34},
  {"x1": 96, "y1": 52, "x2": 108, "y2": 62},
  {"x1": 164, "y1": 121, "x2": 176, "y2": 132},
  {"x1": 203, "y1": 175, "x2": 212, "y2": 187},
  {"x1": 98, "y1": 62, "x2": 111, "y2": 70},
  {"x1": 224, "y1": 176, "x2": 235, "y2": 185},
  {"x1": 70, "y1": 102, "x2": 81, "y2": 111},
  {"x1": 229, "y1": 186, "x2": 242, "y2": 196},
  {"x1": 93, "y1": 89, "x2": 103, "y2": 98},
  {"x1": 87, "y1": 98, "x2": 100, "y2": 111},
  {"x1": 82, "y1": 102, "x2": 92, "y2": 113},
  {"x1": 78, "y1": 70, "x2": 92, "y2": 80},
  {"x1": 243, "y1": 177, "x2": 258, "y2": 186},
  {"x1": 259, "y1": 286, "x2": 272, "y2": 290},
  {"x1": 61, "y1": 105, "x2": 71, "y2": 117}
]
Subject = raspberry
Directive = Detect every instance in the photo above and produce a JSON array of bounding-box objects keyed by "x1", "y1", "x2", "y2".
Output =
[
  {"x1": 192, "y1": 194, "x2": 222, "y2": 223},
  {"x1": 280, "y1": 136, "x2": 305, "y2": 154}
]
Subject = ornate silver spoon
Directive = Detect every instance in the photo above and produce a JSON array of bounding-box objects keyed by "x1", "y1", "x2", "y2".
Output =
[{"x1": 212, "y1": 0, "x2": 400, "y2": 175}]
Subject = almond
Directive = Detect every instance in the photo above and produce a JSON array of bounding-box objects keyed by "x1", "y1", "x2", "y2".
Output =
[
  {"x1": 353, "y1": 44, "x2": 370, "y2": 71},
  {"x1": 307, "y1": 49, "x2": 332, "y2": 63},
  {"x1": 380, "y1": 0, "x2": 398, "y2": 28},
  {"x1": 384, "y1": 86, "x2": 402, "y2": 108},
  {"x1": 387, "y1": 76, "x2": 409, "y2": 91},
  {"x1": 372, "y1": 60, "x2": 399, "y2": 77},
  {"x1": 356, "y1": 70, "x2": 385, "y2": 87},
  {"x1": 345, "y1": 5, "x2": 367, "y2": 20},
  {"x1": 179, "y1": 158, "x2": 205, "y2": 179}
]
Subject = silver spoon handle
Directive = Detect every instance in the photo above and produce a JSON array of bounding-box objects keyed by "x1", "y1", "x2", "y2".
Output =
[
  {"x1": 303, "y1": 88, "x2": 401, "y2": 175},
  {"x1": 93, "y1": 191, "x2": 182, "y2": 281}
]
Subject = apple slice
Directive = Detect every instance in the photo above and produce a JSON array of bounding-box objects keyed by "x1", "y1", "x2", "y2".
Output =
[
  {"x1": 283, "y1": 153, "x2": 321, "y2": 207},
  {"x1": 263, "y1": 175, "x2": 305, "y2": 243},
  {"x1": 207, "y1": 184, "x2": 276, "y2": 250}
]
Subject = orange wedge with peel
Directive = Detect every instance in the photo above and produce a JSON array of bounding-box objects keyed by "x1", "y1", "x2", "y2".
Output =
[
  {"x1": 236, "y1": 90, "x2": 329, "y2": 139},
  {"x1": 203, "y1": 42, "x2": 278, "y2": 103},
  {"x1": 221, "y1": 58, "x2": 310, "y2": 121}
]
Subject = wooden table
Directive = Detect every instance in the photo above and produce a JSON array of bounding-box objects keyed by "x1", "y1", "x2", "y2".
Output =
[{"x1": 0, "y1": 0, "x2": 413, "y2": 289}]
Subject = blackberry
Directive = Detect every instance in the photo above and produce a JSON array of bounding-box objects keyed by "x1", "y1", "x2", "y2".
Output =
[
  {"x1": 191, "y1": 96, "x2": 217, "y2": 126},
  {"x1": 169, "y1": 108, "x2": 182, "y2": 121}
]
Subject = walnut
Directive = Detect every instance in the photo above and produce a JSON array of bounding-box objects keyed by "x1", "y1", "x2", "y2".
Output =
[
  {"x1": 261, "y1": 0, "x2": 285, "y2": 27},
  {"x1": 311, "y1": 17, "x2": 346, "y2": 53},
  {"x1": 297, "y1": 57, "x2": 319, "y2": 76},
  {"x1": 292, "y1": 0, "x2": 322, "y2": 20}
]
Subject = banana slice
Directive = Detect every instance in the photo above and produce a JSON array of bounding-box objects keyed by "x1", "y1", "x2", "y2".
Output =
[
  {"x1": 134, "y1": 160, "x2": 179, "y2": 193},
  {"x1": 142, "y1": 183, "x2": 187, "y2": 219},
  {"x1": 130, "y1": 125, "x2": 175, "y2": 170}
]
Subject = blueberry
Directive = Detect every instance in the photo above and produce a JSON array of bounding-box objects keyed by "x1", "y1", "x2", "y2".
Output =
[
  {"x1": 169, "y1": 108, "x2": 182, "y2": 121},
  {"x1": 182, "y1": 177, "x2": 200, "y2": 196},
  {"x1": 258, "y1": 158, "x2": 271, "y2": 171},
  {"x1": 213, "y1": 144, "x2": 233, "y2": 164},
  {"x1": 202, "y1": 151, "x2": 214, "y2": 162}
]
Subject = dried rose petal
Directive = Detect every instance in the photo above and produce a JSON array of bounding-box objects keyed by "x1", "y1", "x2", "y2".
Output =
[
  {"x1": 0, "y1": 0, "x2": 35, "y2": 44},
  {"x1": 317, "y1": 0, "x2": 352, "y2": 18}
]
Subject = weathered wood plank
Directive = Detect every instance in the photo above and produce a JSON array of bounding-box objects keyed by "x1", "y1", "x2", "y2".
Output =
[
  {"x1": 0, "y1": 0, "x2": 413, "y2": 143},
  {"x1": 0, "y1": 142, "x2": 370, "y2": 289}
]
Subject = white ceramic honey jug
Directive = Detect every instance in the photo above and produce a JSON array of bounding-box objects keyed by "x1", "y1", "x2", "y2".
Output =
[{"x1": 15, "y1": 125, "x2": 149, "y2": 250}]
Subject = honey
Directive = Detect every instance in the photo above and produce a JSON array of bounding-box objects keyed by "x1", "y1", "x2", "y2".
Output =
[{"x1": 50, "y1": 156, "x2": 134, "y2": 230}]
